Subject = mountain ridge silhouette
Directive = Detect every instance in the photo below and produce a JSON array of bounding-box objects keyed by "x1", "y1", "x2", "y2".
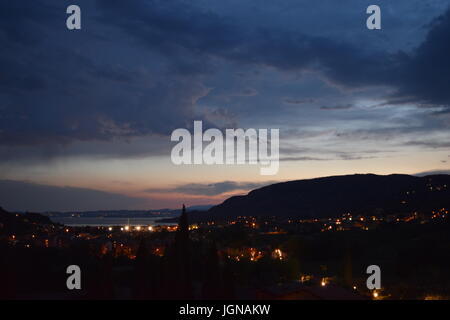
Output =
[{"x1": 189, "y1": 173, "x2": 450, "y2": 221}]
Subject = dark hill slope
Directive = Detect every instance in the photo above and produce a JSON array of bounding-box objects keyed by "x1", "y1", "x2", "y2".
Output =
[{"x1": 203, "y1": 174, "x2": 450, "y2": 220}]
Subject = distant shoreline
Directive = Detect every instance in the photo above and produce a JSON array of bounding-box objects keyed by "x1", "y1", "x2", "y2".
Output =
[{"x1": 48, "y1": 216, "x2": 177, "y2": 227}]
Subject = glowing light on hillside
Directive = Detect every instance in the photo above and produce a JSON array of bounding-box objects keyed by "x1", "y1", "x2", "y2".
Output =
[
  {"x1": 273, "y1": 248, "x2": 284, "y2": 260},
  {"x1": 299, "y1": 275, "x2": 312, "y2": 283}
]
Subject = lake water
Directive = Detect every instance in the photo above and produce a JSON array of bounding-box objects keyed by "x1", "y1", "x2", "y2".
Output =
[{"x1": 49, "y1": 216, "x2": 177, "y2": 227}]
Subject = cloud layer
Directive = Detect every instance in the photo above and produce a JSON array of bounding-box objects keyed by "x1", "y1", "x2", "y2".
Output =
[
  {"x1": 145, "y1": 181, "x2": 272, "y2": 196},
  {"x1": 0, "y1": 180, "x2": 147, "y2": 212},
  {"x1": 1, "y1": 0, "x2": 450, "y2": 152}
]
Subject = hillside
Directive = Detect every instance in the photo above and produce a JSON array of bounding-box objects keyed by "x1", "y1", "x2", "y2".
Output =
[
  {"x1": 0, "y1": 207, "x2": 54, "y2": 234},
  {"x1": 200, "y1": 174, "x2": 450, "y2": 221}
]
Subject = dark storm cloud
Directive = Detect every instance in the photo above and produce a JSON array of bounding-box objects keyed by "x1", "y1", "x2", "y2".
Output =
[
  {"x1": 320, "y1": 104, "x2": 354, "y2": 111},
  {"x1": 145, "y1": 181, "x2": 273, "y2": 196},
  {"x1": 397, "y1": 9, "x2": 450, "y2": 106},
  {"x1": 1, "y1": 0, "x2": 450, "y2": 153},
  {"x1": 95, "y1": 0, "x2": 242, "y2": 56},
  {"x1": 95, "y1": 0, "x2": 391, "y2": 85},
  {"x1": 97, "y1": 0, "x2": 450, "y2": 105},
  {"x1": 0, "y1": 135, "x2": 173, "y2": 163},
  {"x1": 0, "y1": 0, "x2": 214, "y2": 148},
  {"x1": 0, "y1": 180, "x2": 146, "y2": 212},
  {"x1": 0, "y1": 0, "x2": 58, "y2": 46},
  {"x1": 284, "y1": 98, "x2": 316, "y2": 105}
]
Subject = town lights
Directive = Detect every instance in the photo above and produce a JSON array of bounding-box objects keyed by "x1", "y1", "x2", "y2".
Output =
[
  {"x1": 124, "y1": 225, "x2": 129, "y2": 231},
  {"x1": 148, "y1": 226, "x2": 153, "y2": 231},
  {"x1": 373, "y1": 291, "x2": 379, "y2": 298},
  {"x1": 273, "y1": 248, "x2": 283, "y2": 260},
  {"x1": 108, "y1": 227, "x2": 113, "y2": 231},
  {"x1": 136, "y1": 226, "x2": 141, "y2": 231}
]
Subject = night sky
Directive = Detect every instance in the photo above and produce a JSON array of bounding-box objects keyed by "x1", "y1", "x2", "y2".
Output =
[{"x1": 1, "y1": 0, "x2": 450, "y2": 211}]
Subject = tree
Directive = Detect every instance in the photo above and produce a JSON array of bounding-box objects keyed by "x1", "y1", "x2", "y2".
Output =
[{"x1": 164, "y1": 205, "x2": 193, "y2": 299}]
